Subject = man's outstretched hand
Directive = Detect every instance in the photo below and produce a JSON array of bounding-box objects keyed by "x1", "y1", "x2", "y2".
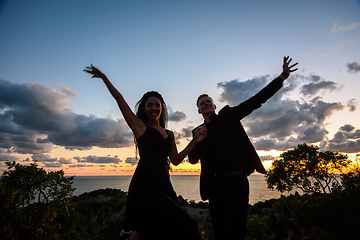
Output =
[{"x1": 281, "y1": 56, "x2": 298, "y2": 80}]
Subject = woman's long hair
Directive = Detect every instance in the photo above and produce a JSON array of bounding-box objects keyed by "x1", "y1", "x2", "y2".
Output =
[{"x1": 134, "y1": 91, "x2": 168, "y2": 159}]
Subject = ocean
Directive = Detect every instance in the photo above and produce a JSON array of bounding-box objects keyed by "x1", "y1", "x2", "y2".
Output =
[{"x1": 73, "y1": 175, "x2": 296, "y2": 205}]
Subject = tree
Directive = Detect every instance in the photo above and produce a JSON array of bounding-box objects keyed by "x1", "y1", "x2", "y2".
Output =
[
  {"x1": 265, "y1": 143, "x2": 351, "y2": 194},
  {"x1": 0, "y1": 161, "x2": 76, "y2": 239}
]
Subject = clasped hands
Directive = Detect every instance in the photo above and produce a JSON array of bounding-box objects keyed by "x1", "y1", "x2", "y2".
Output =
[{"x1": 193, "y1": 125, "x2": 207, "y2": 143}]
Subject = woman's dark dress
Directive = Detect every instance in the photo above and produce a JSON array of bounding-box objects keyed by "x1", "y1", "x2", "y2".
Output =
[{"x1": 125, "y1": 125, "x2": 200, "y2": 240}]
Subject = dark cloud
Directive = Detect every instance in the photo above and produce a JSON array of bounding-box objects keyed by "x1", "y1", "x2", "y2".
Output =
[
  {"x1": 324, "y1": 124, "x2": 360, "y2": 152},
  {"x1": 59, "y1": 157, "x2": 73, "y2": 164},
  {"x1": 171, "y1": 130, "x2": 182, "y2": 145},
  {"x1": 245, "y1": 97, "x2": 342, "y2": 144},
  {"x1": 309, "y1": 74, "x2": 321, "y2": 82},
  {"x1": 216, "y1": 74, "x2": 358, "y2": 153},
  {"x1": 325, "y1": 140, "x2": 360, "y2": 153},
  {"x1": 32, "y1": 154, "x2": 57, "y2": 162},
  {"x1": 25, "y1": 154, "x2": 74, "y2": 168},
  {"x1": 300, "y1": 80, "x2": 337, "y2": 96},
  {"x1": 0, "y1": 80, "x2": 78, "y2": 132},
  {"x1": 47, "y1": 115, "x2": 134, "y2": 150},
  {"x1": 259, "y1": 155, "x2": 276, "y2": 162},
  {"x1": 340, "y1": 124, "x2": 355, "y2": 132},
  {"x1": 327, "y1": 125, "x2": 360, "y2": 147},
  {"x1": 0, "y1": 153, "x2": 19, "y2": 162},
  {"x1": 81, "y1": 155, "x2": 121, "y2": 164},
  {"x1": 0, "y1": 80, "x2": 134, "y2": 154},
  {"x1": 125, "y1": 157, "x2": 138, "y2": 165},
  {"x1": 346, "y1": 62, "x2": 360, "y2": 73},
  {"x1": 171, "y1": 126, "x2": 194, "y2": 144},
  {"x1": 168, "y1": 108, "x2": 187, "y2": 122},
  {"x1": 253, "y1": 138, "x2": 295, "y2": 151},
  {"x1": 69, "y1": 164, "x2": 95, "y2": 168},
  {"x1": 31, "y1": 154, "x2": 74, "y2": 166},
  {"x1": 347, "y1": 99, "x2": 357, "y2": 112},
  {"x1": 182, "y1": 126, "x2": 193, "y2": 138},
  {"x1": 217, "y1": 75, "x2": 268, "y2": 104},
  {"x1": 0, "y1": 129, "x2": 54, "y2": 154},
  {"x1": 43, "y1": 162, "x2": 63, "y2": 168}
]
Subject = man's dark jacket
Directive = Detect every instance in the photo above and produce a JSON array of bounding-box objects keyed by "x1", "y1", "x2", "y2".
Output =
[{"x1": 189, "y1": 77, "x2": 284, "y2": 201}]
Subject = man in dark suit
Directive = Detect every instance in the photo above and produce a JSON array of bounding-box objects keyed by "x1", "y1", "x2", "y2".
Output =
[{"x1": 189, "y1": 56, "x2": 298, "y2": 240}]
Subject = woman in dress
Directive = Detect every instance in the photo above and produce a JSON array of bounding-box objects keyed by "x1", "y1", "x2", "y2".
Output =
[{"x1": 84, "y1": 65, "x2": 205, "y2": 240}]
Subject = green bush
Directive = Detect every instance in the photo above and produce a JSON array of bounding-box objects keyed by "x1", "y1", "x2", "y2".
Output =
[{"x1": 0, "y1": 161, "x2": 78, "y2": 239}]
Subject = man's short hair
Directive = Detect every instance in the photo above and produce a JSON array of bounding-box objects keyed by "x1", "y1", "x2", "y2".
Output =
[{"x1": 196, "y1": 94, "x2": 213, "y2": 107}]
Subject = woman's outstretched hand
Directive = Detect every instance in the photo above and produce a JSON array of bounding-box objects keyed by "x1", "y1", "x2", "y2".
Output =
[{"x1": 83, "y1": 64, "x2": 106, "y2": 79}]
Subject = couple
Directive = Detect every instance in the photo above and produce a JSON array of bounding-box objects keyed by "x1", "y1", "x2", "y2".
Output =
[{"x1": 84, "y1": 56, "x2": 298, "y2": 240}]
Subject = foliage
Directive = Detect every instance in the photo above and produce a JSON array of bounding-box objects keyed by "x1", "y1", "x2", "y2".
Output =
[
  {"x1": 178, "y1": 195, "x2": 209, "y2": 209},
  {"x1": 247, "y1": 153, "x2": 360, "y2": 240},
  {"x1": 72, "y1": 188, "x2": 128, "y2": 239},
  {"x1": 246, "y1": 182, "x2": 360, "y2": 240},
  {"x1": 265, "y1": 143, "x2": 351, "y2": 194},
  {"x1": 0, "y1": 161, "x2": 78, "y2": 239},
  {"x1": 251, "y1": 145, "x2": 360, "y2": 239},
  {"x1": 4, "y1": 156, "x2": 358, "y2": 240}
]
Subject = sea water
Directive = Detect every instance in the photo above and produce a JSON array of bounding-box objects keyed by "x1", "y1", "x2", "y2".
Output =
[{"x1": 72, "y1": 175, "x2": 297, "y2": 205}]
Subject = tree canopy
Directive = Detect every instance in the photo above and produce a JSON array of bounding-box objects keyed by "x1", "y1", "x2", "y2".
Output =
[
  {"x1": 0, "y1": 161, "x2": 76, "y2": 239},
  {"x1": 265, "y1": 143, "x2": 352, "y2": 194}
]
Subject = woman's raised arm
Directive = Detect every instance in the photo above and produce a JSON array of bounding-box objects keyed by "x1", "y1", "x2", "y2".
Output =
[{"x1": 84, "y1": 64, "x2": 146, "y2": 138}]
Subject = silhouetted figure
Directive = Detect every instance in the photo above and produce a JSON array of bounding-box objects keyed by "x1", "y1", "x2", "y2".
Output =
[
  {"x1": 189, "y1": 56, "x2": 298, "y2": 240},
  {"x1": 84, "y1": 65, "x2": 205, "y2": 240}
]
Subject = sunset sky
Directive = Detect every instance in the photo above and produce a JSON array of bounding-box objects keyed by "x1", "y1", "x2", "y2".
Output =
[{"x1": 1, "y1": 0, "x2": 360, "y2": 176}]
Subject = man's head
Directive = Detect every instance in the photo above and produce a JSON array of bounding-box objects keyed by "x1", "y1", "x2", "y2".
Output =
[{"x1": 197, "y1": 94, "x2": 216, "y2": 118}]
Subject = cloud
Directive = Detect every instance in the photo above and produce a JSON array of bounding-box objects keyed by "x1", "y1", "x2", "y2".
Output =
[
  {"x1": 0, "y1": 80, "x2": 77, "y2": 132},
  {"x1": 59, "y1": 157, "x2": 72, "y2": 164},
  {"x1": 43, "y1": 162, "x2": 63, "y2": 168},
  {"x1": 50, "y1": 82, "x2": 79, "y2": 99},
  {"x1": 340, "y1": 124, "x2": 355, "y2": 132},
  {"x1": 246, "y1": 96, "x2": 343, "y2": 149},
  {"x1": 26, "y1": 154, "x2": 73, "y2": 168},
  {"x1": 302, "y1": 49, "x2": 318, "y2": 57},
  {"x1": 32, "y1": 154, "x2": 57, "y2": 162},
  {"x1": 0, "y1": 80, "x2": 134, "y2": 154},
  {"x1": 302, "y1": 43, "x2": 344, "y2": 57},
  {"x1": 347, "y1": 99, "x2": 358, "y2": 112},
  {"x1": 215, "y1": 73, "x2": 356, "y2": 152},
  {"x1": 171, "y1": 126, "x2": 194, "y2": 144},
  {"x1": 300, "y1": 77, "x2": 338, "y2": 96},
  {"x1": 80, "y1": 155, "x2": 121, "y2": 164},
  {"x1": 168, "y1": 107, "x2": 187, "y2": 122},
  {"x1": 47, "y1": 115, "x2": 134, "y2": 150},
  {"x1": 259, "y1": 155, "x2": 276, "y2": 162},
  {"x1": 329, "y1": 125, "x2": 360, "y2": 144},
  {"x1": 125, "y1": 157, "x2": 138, "y2": 165},
  {"x1": 182, "y1": 126, "x2": 193, "y2": 138},
  {"x1": 346, "y1": 62, "x2": 360, "y2": 73},
  {"x1": 217, "y1": 75, "x2": 268, "y2": 104},
  {"x1": 319, "y1": 43, "x2": 344, "y2": 57},
  {"x1": 323, "y1": 124, "x2": 360, "y2": 153},
  {"x1": 331, "y1": 22, "x2": 360, "y2": 33},
  {"x1": 69, "y1": 164, "x2": 95, "y2": 168},
  {"x1": 0, "y1": 153, "x2": 19, "y2": 162}
]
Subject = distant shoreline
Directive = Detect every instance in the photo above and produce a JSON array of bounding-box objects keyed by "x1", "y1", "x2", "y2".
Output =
[{"x1": 68, "y1": 173, "x2": 264, "y2": 177}]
